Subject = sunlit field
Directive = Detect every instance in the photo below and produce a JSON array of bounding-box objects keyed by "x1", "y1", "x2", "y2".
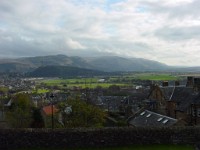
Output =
[{"x1": 39, "y1": 73, "x2": 180, "y2": 89}]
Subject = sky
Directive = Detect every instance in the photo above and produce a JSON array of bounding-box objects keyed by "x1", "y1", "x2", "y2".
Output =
[{"x1": 0, "y1": 0, "x2": 200, "y2": 66}]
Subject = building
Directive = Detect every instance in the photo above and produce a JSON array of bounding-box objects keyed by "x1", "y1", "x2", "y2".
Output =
[{"x1": 127, "y1": 109, "x2": 178, "y2": 127}]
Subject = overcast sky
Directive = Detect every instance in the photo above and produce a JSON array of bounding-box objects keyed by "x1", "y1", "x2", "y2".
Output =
[{"x1": 0, "y1": 0, "x2": 200, "y2": 66}]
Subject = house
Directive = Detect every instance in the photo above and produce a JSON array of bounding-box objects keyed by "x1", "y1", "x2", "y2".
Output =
[
  {"x1": 41, "y1": 105, "x2": 59, "y2": 128},
  {"x1": 148, "y1": 77, "x2": 200, "y2": 126},
  {"x1": 97, "y1": 96, "x2": 126, "y2": 112},
  {"x1": 167, "y1": 87, "x2": 195, "y2": 120},
  {"x1": 127, "y1": 109, "x2": 178, "y2": 127},
  {"x1": 42, "y1": 105, "x2": 59, "y2": 116},
  {"x1": 189, "y1": 93, "x2": 200, "y2": 125},
  {"x1": 148, "y1": 84, "x2": 175, "y2": 114}
]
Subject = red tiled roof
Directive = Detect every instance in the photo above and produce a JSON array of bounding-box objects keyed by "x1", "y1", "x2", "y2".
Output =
[{"x1": 42, "y1": 105, "x2": 59, "y2": 116}]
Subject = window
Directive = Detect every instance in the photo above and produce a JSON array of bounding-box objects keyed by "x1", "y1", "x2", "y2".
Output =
[
  {"x1": 157, "y1": 117, "x2": 163, "y2": 122},
  {"x1": 146, "y1": 114, "x2": 151, "y2": 117},
  {"x1": 162, "y1": 119, "x2": 169, "y2": 124},
  {"x1": 140, "y1": 111, "x2": 145, "y2": 115}
]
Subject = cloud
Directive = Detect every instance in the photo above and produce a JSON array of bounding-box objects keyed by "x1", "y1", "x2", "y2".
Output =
[
  {"x1": 0, "y1": 0, "x2": 200, "y2": 66},
  {"x1": 65, "y1": 39, "x2": 86, "y2": 50},
  {"x1": 155, "y1": 26, "x2": 200, "y2": 41}
]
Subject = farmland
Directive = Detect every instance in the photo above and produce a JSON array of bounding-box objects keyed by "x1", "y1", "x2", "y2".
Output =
[
  {"x1": 38, "y1": 73, "x2": 181, "y2": 89},
  {"x1": 135, "y1": 73, "x2": 179, "y2": 81},
  {"x1": 41, "y1": 78, "x2": 128, "y2": 89}
]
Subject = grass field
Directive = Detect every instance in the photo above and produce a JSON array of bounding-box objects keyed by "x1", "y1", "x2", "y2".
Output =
[
  {"x1": 42, "y1": 78, "x2": 99, "y2": 85},
  {"x1": 136, "y1": 74, "x2": 179, "y2": 81},
  {"x1": 42, "y1": 80, "x2": 128, "y2": 89},
  {"x1": 18, "y1": 145, "x2": 194, "y2": 150},
  {"x1": 41, "y1": 78, "x2": 129, "y2": 89},
  {"x1": 32, "y1": 88, "x2": 50, "y2": 94},
  {"x1": 39, "y1": 73, "x2": 179, "y2": 89}
]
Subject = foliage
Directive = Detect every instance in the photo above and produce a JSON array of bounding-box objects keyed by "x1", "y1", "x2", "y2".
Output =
[
  {"x1": 32, "y1": 88, "x2": 49, "y2": 94},
  {"x1": 0, "y1": 87, "x2": 8, "y2": 94},
  {"x1": 31, "y1": 108, "x2": 45, "y2": 128},
  {"x1": 6, "y1": 93, "x2": 33, "y2": 128},
  {"x1": 58, "y1": 98, "x2": 106, "y2": 128}
]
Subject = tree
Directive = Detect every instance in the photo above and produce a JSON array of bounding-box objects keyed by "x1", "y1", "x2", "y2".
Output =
[
  {"x1": 6, "y1": 93, "x2": 33, "y2": 128},
  {"x1": 58, "y1": 98, "x2": 106, "y2": 128},
  {"x1": 0, "y1": 87, "x2": 8, "y2": 96},
  {"x1": 31, "y1": 108, "x2": 45, "y2": 128}
]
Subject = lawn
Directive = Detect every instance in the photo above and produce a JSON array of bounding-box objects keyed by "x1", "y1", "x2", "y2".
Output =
[{"x1": 17, "y1": 145, "x2": 194, "y2": 150}]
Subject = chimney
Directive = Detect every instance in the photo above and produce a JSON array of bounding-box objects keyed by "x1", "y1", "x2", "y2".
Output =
[{"x1": 162, "y1": 81, "x2": 168, "y2": 87}]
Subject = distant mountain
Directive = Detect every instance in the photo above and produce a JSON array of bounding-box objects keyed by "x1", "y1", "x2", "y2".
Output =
[
  {"x1": 169, "y1": 66, "x2": 200, "y2": 72},
  {"x1": 27, "y1": 66, "x2": 108, "y2": 77},
  {"x1": 0, "y1": 55, "x2": 173, "y2": 73},
  {"x1": 86, "y1": 56, "x2": 170, "y2": 72}
]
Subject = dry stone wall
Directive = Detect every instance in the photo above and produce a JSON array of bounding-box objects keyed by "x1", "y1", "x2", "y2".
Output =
[{"x1": 0, "y1": 127, "x2": 199, "y2": 149}]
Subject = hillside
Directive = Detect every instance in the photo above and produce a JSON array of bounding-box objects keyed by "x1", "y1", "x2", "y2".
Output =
[
  {"x1": 0, "y1": 55, "x2": 171, "y2": 72},
  {"x1": 87, "y1": 56, "x2": 170, "y2": 72},
  {"x1": 27, "y1": 66, "x2": 109, "y2": 77}
]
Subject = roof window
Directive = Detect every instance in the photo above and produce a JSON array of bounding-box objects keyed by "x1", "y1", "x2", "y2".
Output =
[
  {"x1": 146, "y1": 114, "x2": 151, "y2": 118},
  {"x1": 157, "y1": 118, "x2": 163, "y2": 122},
  {"x1": 162, "y1": 119, "x2": 169, "y2": 124},
  {"x1": 140, "y1": 111, "x2": 145, "y2": 116}
]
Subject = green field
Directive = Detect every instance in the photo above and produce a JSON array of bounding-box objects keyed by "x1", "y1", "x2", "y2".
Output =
[
  {"x1": 33, "y1": 88, "x2": 50, "y2": 94},
  {"x1": 135, "y1": 74, "x2": 179, "y2": 81},
  {"x1": 42, "y1": 78, "x2": 99, "y2": 85},
  {"x1": 18, "y1": 145, "x2": 194, "y2": 150},
  {"x1": 41, "y1": 77, "x2": 129, "y2": 89},
  {"x1": 39, "y1": 73, "x2": 179, "y2": 89}
]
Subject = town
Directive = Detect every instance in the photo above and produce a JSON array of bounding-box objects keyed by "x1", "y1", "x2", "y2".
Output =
[{"x1": 0, "y1": 72, "x2": 199, "y2": 130}]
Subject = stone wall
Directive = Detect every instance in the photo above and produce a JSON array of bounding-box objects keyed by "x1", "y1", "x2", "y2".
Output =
[{"x1": 0, "y1": 127, "x2": 200, "y2": 149}]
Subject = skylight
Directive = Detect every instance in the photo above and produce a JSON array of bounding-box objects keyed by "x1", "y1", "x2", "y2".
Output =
[
  {"x1": 157, "y1": 118, "x2": 163, "y2": 122},
  {"x1": 140, "y1": 111, "x2": 145, "y2": 115},
  {"x1": 146, "y1": 114, "x2": 151, "y2": 117},
  {"x1": 162, "y1": 119, "x2": 169, "y2": 124}
]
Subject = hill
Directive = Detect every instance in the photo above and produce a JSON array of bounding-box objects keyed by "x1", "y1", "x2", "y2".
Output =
[
  {"x1": 87, "y1": 56, "x2": 170, "y2": 72},
  {"x1": 0, "y1": 55, "x2": 171, "y2": 72},
  {"x1": 27, "y1": 66, "x2": 109, "y2": 77}
]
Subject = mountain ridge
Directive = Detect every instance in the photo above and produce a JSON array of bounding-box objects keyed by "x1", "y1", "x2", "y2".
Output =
[{"x1": 0, "y1": 54, "x2": 198, "y2": 73}]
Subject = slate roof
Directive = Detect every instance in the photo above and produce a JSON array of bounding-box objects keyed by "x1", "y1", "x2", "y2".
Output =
[
  {"x1": 148, "y1": 85, "x2": 174, "y2": 101},
  {"x1": 128, "y1": 110, "x2": 177, "y2": 127},
  {"x1": 160, "y1": 86, "x2": 175, "y2": 100},
  {"x1": 170, "y1": 87, "x2": 198, "y2": 111},
  {"x1": 192, "y1": 93, "x2": 200, "y2": 105},
  {"x1": 128, "y1": 92, "x2": 149, "y2": 105},
  {"x1": 170, "y1": 87, "x2": 194, "y2": 102},
  {"x1": 97, "y1": 96, "x2": 126, "y2": 112}
]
